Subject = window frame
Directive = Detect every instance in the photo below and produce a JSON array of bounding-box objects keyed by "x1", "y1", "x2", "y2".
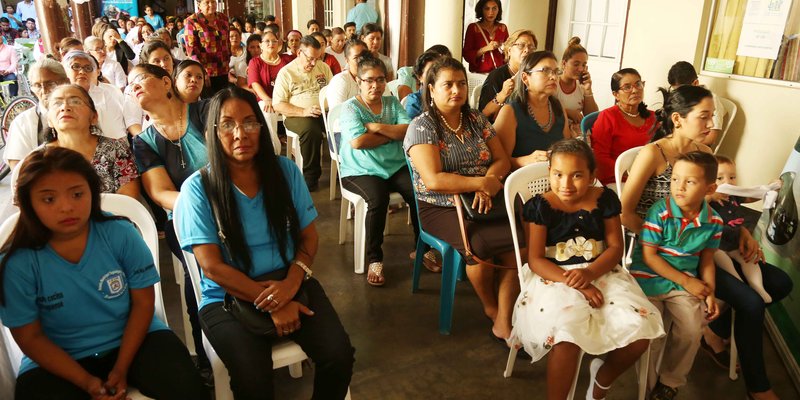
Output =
[{"x1": 568, "y1": 0, "x2": 627, "y2": 60}]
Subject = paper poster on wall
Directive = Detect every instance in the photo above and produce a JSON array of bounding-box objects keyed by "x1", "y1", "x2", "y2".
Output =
[
  {"x1": 101, "y1": 0, "x2": 140, "y2": 20},
  {"x1": 736, "y1": 0, "x2": 793, "y2": 59},
  {"x1": 754, "y1": 135, "x2": 800, "y2": 388}
]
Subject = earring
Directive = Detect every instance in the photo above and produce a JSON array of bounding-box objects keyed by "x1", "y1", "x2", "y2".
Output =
[
  {"x1": 430, "y1": 99, "x2": 433, "y2": 107},
  {"x1": 676, "y1": 123, "x2": 682, "y2": 129},
  {"x1": 90, "y1": 124, "x2": 102, "y2": 136},
  {"x1": 48, "y1": 127, "x2": 57, "y2": 140},
  {"x1": 166, "y1": 91, "x2": 172, "y2": 99}
]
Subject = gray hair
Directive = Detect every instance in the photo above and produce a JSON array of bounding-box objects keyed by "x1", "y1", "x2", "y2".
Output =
[
  {"x1": 61, "y1": 50, "x2": 99, "y2": 71},
  {"x1": 83, "y1": 35, "x2": 103, "y2": 49},
  {"x1": 28, "y1": 58, "x2": 68, "y2": 82}
]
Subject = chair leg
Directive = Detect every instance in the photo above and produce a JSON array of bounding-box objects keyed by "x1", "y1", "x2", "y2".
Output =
[
  {"x1": 411, "y1": 238, "x2": 425, "y2": 292},
  {"x1": 338, "y1": 199, "x2": 348, "y2": 245},
  {"x1": 568, "y1": 351, "x2": 584, "y2": 399},
  {"x1": 285, "y1": 135, "x2": 293, "y2": 158},
  {"x1": 329, "y1": 160, "x2": 338, "y2": 201},
  {"x1": 288, "y1": 362, "x2": 303, "y2": 378},
  {"x1": 637, "y1": 343, "x2": 651, "y2": 400},
  {"x1": 439, "y1": 249, "x2": 461, "y2": 335},
  {"x1": 354, "y1": 201, "x2": 367, "y2": 274},
  {"x1": 729, "y1": 311, "x2": 738, "y2": 381},
  {"x1": 503, "y1": 347, "x2": 518, "y2": 378}
]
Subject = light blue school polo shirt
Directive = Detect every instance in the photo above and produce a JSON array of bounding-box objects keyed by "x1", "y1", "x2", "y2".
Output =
[
  {"x1": 0, "y1": 218, "x2": 168, "y2": 375},
  {"x1": 338, "y1": 95, "x2": 409, "y2": 179},
  {"x1": 175, "y1": 157, "x2": 318, "y2": 309},
  {"x1": 629, "y1": 196, "x2": 723, "y2": 296}
]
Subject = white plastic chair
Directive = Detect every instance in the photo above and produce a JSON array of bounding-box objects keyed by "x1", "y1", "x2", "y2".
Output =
[
  {"x1": 173, "y1": 197, "x2": 311, "y2": 400},
  {"x1": 320, "y1": 87, "x2": 338, "y2": 200},
  {"x1": 714, "y1": 97, "x2": 738, "y2": 154},
  {"x1": 285, "y1": 125, "x2": 303, "y2": 172},
  {"x1": 386, "y1": 79, "x2": 401, "y2": 99},
  {"x1": 466, "y1": 72, "x2": 487, "y2": 106},
  {"x1": 470, "y1": 82, "x2": 483, "y2": 110},
  {"x1": 0, "y1": 194, "x2": 169, "y2": 400},
  {"x1": 257, "y1": 103, "x2": 282, "y2": 156}
]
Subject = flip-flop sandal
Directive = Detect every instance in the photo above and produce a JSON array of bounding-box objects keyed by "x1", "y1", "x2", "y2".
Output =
[
  {"x1": 367, "y1": 262, "x2": 385, "y2": 287},
  {"x1": 409, "y1": 250, "x2": 442, "y2": 273}
]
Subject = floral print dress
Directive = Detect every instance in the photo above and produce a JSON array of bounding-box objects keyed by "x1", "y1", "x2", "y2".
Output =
[{"x1": 508, "y1": 187, "x2": 664, "y2": 361}]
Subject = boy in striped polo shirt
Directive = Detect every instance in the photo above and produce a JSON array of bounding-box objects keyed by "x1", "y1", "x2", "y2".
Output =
[{"x1": 630, "y1": 151, "x2": 724, "y2": 400}]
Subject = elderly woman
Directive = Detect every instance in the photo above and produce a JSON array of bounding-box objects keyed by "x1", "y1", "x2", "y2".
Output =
[
  {"x1": 556, "y1": 37, "x2": 599, "y2": 133},
  {"x1": 404, "y1": 57, "x2": 519, "y2": 340},
  {"x1": 35, "y1": 84, "x2": 139, "y2": 198},
  {"x1": 173, "y1": 59, "x2": 207, "y2": 104},
  {"x1": 62, "y1": 50, "x2": 141, "y2": 139},
  {"x1": 285, "y1": 29, "x2": 302, "y2": 57},
  {"x1": 128, "y1": 63, "x2": 213, "y2": 378},
  {"x1": 591, "y1": 68, "x2": 657, "y2": 186},
  {"x1": 463, "y1": 0, "x2": 508, "y2": 74},
  {"x1": 360, "y1": 23, "x2": 394, "y2": 80},
  {"x1": 84, "y1": 35, "x2": 126, "y2": 89},
  {"x1": 175, "y1": 87, "x2": 354, "y2": 399},
  {"x1": 248, "y1": 31, "x2": 293, "y2": 113},
  {"x1": 493, "y1": 51, "x2": 570, "y2": 170},
  {"x1": 339, "y1": 57, "x2": 422, "y2": 286},
  {"x1": 478, "y1": 29, "x2": 537, "y2": 121}
]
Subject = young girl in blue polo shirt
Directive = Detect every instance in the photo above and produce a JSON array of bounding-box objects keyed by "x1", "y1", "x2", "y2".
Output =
[
  {"x1": 0, "y1": 147, "x2": 208, "y2": 400},
  {"x1": 508, "y1": 139, "x2": 664, "y2": 400}
]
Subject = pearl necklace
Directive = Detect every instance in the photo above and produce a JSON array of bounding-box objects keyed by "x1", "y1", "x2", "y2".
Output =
[
  {"x1": 617, "y1": 104, "x2": 640, "y2": 118},
  {"x1": 528, "y1": 101, "x2": 553, "y2": 131},
  {"x1": 439, "y1": 112, "x2": 464, "y2": 143}
]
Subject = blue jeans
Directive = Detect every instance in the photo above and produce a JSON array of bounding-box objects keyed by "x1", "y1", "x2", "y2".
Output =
[
  {"x1": 709, "y1": 261, "x2": 793, "y2": 392},
  {"x1": 1, "y1": 72, "x2": 17, "y2": 97}
]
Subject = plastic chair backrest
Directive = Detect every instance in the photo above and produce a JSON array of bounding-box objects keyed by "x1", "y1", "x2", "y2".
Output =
[
  {"x1": 386, "y1": 79, "x2": 401, "y2": 99},
  {"x1": 614, "y1": 146, "x2": 643, "y2": 198},
  {"x1": 580, "y1": 111, "x2": 600, "y2": 141},
  {"x1": 715, "y1": 97, "x2": 737, "y2": 154},
  {"x1": 171, "y1": 196, "x2": 204, "y2": 304},
  {"x1": 466, "y1": 72, "x2": 487, "y2": 102},
  {"x1": 0, "y1": 214, "x2": 25, "y2": 376},
  {"x1": 470, "y1": 82, "x2": 483, "y2": 109},
  {"x1": 502, "y1": 162, "x2": 550, "y2": 283},
  {"x1": 325, "y1": 103, "x2": 344, "y2": 162}
]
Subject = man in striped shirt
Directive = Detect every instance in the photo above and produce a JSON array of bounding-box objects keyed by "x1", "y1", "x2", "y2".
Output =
[{"x1": 629, "y1": 151, "x2": 723, "y2": 400}]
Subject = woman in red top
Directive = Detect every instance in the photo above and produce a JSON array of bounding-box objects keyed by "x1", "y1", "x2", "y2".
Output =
[
  {"x1": 247, "y1": 31, "x2": 293, "y2": 113},
  {"x1": 463, "y1": 0, "x2": 508, "y2": 74},
  {"x1": 311, "y1": 31, "x2": 342, "y2": 75},
  {"x1": 590, "y1": 68, "x2": 657, "y2": 185}
]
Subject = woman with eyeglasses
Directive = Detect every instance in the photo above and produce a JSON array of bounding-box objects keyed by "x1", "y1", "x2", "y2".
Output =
[
  {"x1": 478, "y1": 29, "x2": 537, "y2": 121},
  {"x1": 62, "y1": 50, "x2": 141, "y2": 139},
  {"x1": 556, "y1": 37, "x2": 599, "y2": 134},
  {"x1": 591, "y1": 68, "x2": 656, "y2": 186},
  {"x1": 463, "y1": 0, "x2": 509, "y2": 74},
  {"x1": 175, "y1": 87, "x2": 354, "y2": 399},
  {"x1": 127, "y1": 63, "x2": 214, "y2": 379},
  {"x1": 248, "y1": 31, "x2": 293, "y2": 114},
  {"x1": 339, "y1": 57, "x2": 420, "y2": 286},
  {"x1": 493, "y1": 51, "x2": 570, "y2": 170}
]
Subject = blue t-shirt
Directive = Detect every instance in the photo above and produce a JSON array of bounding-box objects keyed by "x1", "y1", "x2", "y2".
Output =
[
  {"x1": 339, "y1": 95, "x2": 409, "y2": 179},
  {"x1": 144, "y1": 14, "x2": 165, "y2": 31},
  {"x1": 405, "y1": 90, "x2": 423, "y2": 121},
  {"x1": 175, "y1": 157, "x2": 318, "y2": 309},
  {"x1": 0, "y1": 218, "x2": 168, "y2": 375}
]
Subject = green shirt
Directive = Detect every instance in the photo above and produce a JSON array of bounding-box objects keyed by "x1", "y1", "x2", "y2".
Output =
[{"x1": 338, "y1": 96, "x2": 409, "y2": 179}]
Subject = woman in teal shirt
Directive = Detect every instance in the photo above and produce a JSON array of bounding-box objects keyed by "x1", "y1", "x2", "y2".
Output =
[{"x1": 339, "y1": 57, "x2": 421, "y2": 286}]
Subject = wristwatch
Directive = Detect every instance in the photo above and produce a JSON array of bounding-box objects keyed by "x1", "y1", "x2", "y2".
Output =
[{"x1": 293, "y1": 260, "x2": 313, "y2": 281}]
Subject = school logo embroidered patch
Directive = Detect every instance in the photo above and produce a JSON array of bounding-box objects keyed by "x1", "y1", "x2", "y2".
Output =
[{"x1": 98, "y1": 270, "x2": 127, "y2": 299}]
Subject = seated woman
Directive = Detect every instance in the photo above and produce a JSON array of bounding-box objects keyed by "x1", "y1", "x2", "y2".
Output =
[
  {"x1": 0, "y1": 147, "x2": 208, "y2": 400},
  {"x1": 285, "y1": 30, "x2": 302, "y2": 57},
  {"x1": 173, "y1": 59, "x2": 206, "y2": 104},
  {"x1": 477, "y1": 29, "x2": 537, "y2": 121},
  {"x1": 140, "y1": 39, "x2": 175, "y2": 75},
  {"x1": 30, "y1": 84, "x2": 139, "y2": 198},
  {"x1": 128, "y1": 63, "x2": 212, "y2": 373},
  {"x1": 404, "y1": 57, "x2": 520, "y2": 340},
  {"x1": 311, "y1": 31, "x2": 342, "y2": 76},
  {"x1": 555, "y1": 37, "x2": 599, "y2": 134},
  {"x1": 175, "y1": 87, "x2": 354, "y2": 399},
  {"x1": 404, "y1": 51, "x2": 444, "y2": 120},
  {"x1": 248, "y1": 31, "x2": 293, "y2": 114},
  {"x1": 61, "y1": 50, "x2": 141, "y2": 138},
  {"x1": 591, "y1": 68, "x2": 656, "y2": 186},
  {"x1": 493, "y1": 51, "x2": 570, "y2": 170},
  {"x1": 339, "y1": 57, "x2": 424, "y2": 286},
  {"x1": 93, "y1": 21, "x2": 135, "y2": 73},
  {"x1": 360, "y1": 23, "x2": 394, "y2": 81},
  {"x1": 462, "y1": 0, "x2": 508, "y2": 74}
]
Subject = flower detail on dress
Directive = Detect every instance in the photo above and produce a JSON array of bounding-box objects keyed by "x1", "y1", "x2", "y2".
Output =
[
  {"x1": 632, "y1": 306, "x2": 651, "y2": 317},
  {"x1": 479, "y1": 149, "x2": 490, "y2": 161},
  {"x1": 438, "y1": 140, "x2": 446, "y2": 151},
  {"x1": 481, "y1": 128, "x2": 491, "y2": 140},
  {"x1": 553, "y1": 236, "x2": 600, "y2": 262},
  {"x1": 543, "y1": 335, "x2": 555, "y2": 349},
  {"x1": 539, "y1": 278, "x2": 554, "y2": 285}
]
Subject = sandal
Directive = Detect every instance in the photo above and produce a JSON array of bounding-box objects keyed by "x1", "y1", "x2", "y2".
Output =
[
  {"x1": 367, "y1": 262, "x2": 385, "y2": 287},
  {"x1": 409, "y1": 250, "x2": 442, "y2": 273},
  {"x1": 700, "y1": 337, "x2": 740, "y2": 371}
]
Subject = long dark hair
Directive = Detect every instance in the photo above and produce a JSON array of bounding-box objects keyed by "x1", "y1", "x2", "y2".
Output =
[
  {"x1": 652, "y1": 84, "x2": 713, "y2": 141},
  {"x1": 475, "y1": 0, "x2": 502, "y2": 22},
  {"x1": 203, "y1": 87, "x2": 300, "y2": 272},
  {"x1": 511, "y1": 51, "x2": 564, "y2": 119},
  {"x1": 245, "y1": 34, "x2": 262, "y2": 65},
  {"x1": 0, "y1": 147, "x2": 111, "y2": 304},
  {"x1": 173, "y1": 59, "x2": 206, "y2": 100},
  {"x1": 611, "y1": 68, "x2": 649, "y2": 119},
  {"x1": 422, "y1": 57, "x2": 473, "y2": 135}
]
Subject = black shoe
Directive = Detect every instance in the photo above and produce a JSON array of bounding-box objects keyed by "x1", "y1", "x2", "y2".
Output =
[
  {"x1": 649, "y1": 381, "x2": 678, "y2": 400},
  {"x1": 700, "y1": 337, "x2": 739, "y2": 371},
  {"x1": 198, "y1": 366, "x2": 215, "y2": 388},
  {"x1": 306, "y1": 180, "x2": 319, "y2": 192}
]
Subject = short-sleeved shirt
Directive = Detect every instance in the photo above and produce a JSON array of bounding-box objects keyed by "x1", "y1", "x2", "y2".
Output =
[
  {"x1": 89, "y1": 136, "x2": 139, "y2": 193},
  {"x1": 325, "y1": 47, "x2": 347, "y2": 71},
  {"x1": 555, "y1": 80, "x2": 586, "y2": 119},
  {"x1": 247, "y1": 54, "x2": 293, "y2": 100},
  {"x1": 2, "y1": 105, "x2": 46, "y2": 164},
  {"x1": 339, "y1": 96, "x2": 409, "y2": 179},
  {"x1": 403, "y1": 109, "x2": 496, "y2": 207},
  {"x1": 404, "y1": 90, "x2": 423, "y2": 120},
  {"x1": 272, "y1": 58, "x2": 332, "y2": 109},
  {"x1": 346, "y1": 3, "x2": 379, "y2": 32},
  {"x1": 0, "y1": 218, "x2": 168, "y2": 375},
  {"x1": 184, "y1": 12, "x2": 231, "y2": 78},
  {"x1": 397, "y1": 66, "x2": 416, "y2": 91},
  {"x1": 326, "y1": 70, "x2": 359, "y2": 109},
  {"x1": 175, "y1": 157, "x2": 318, "y2": 309},
  {"x1": 590, "y1": 105, "x2": 656, "y2": 185},
  {"x1": 630, "y1": 197, "x2": 724, "y2": 296},
  {"x1": 145, "y1": 14, "x2": 165, "y2": 31},
  {"x1": 377, "y1": 53, "x2": 395, "y2": 80},
  {"x1": 89, "y1": 82, "x2": 141, "y2": 140}
]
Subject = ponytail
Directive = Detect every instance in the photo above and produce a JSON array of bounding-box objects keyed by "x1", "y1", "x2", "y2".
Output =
[{"x1": 652, "y1": 85, "x2": 713, "y2": 142}]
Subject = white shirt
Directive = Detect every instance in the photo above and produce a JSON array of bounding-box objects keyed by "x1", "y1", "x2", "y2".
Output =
[
  {"x1": 555, "y1": 81, "x2": 586, "y2": 117},
  {"x1": 326, "y1": 47, "x2": 347, "y2": 71},
  {"x1": 377, "y1": 53, "x2": 395, "y2": 80},
  {"x1": 3, "y1": 105, "x2": 46, "y2": 164},
  {"x1": 229, "y1": 50, "x2": 247, "y2": 79},
  {"x1": 89, "y1": 82, "x2": 141, "y2": 139},
  {"x1": 16, "y1": 1, "x2": 36, "y2": 23},
  {"x1": 101, "y1": 59, "x2": 127, "y2": 90},
  {"x1": 712, "y1": 93, "x2": 727, "y2": 131},
  {"x1": 326, "y1": 70, "x2": 359, "y2": 109},
  {"x1": 171, "y1": 46, "x2": 186, "y2": 62}
]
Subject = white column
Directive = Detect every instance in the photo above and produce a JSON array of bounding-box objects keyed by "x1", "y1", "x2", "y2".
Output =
[{"x1": 424, "y1": 0, "x2": 465, "y2": 60}]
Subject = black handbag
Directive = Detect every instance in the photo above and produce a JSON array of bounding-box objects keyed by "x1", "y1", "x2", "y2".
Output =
[
  {"x1": 201, "y1": 169, "x2": 308, "y2": 337},
  {"x1": 457, "y1": 191, "x2": 507, "y2": 222}
]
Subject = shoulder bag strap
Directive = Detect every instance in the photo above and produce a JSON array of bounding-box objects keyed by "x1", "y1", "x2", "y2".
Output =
[
  {"x1": 476, "y1": 25, "x2": 498, "y2": 69},
  {"x1": 453, "y1": 195, "x2": 514, "y2": 269}
]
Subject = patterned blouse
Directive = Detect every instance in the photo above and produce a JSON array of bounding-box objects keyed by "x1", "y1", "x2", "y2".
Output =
[
  {"x1": 184, "y1": 12, "x2": 231, "y2": 78},
  {"x1": 38, "y1": 137, "x2": 138, "y2": 194},
  {"x1": 403, "y1": 109, "x2": 495, "y2": 207}
]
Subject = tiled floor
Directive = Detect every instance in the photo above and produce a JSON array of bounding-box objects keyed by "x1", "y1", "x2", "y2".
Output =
[{"x1": 1, "y1": 158, "x2": 798, "y2": 399}]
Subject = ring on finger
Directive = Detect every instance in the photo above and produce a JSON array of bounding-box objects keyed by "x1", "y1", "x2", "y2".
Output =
[
  {"x1": 271, "y1": 298, "x2": 279, "y2": 305},
  {"x1": 266, "y1": 294, "x2": 274, "y2": 302}
]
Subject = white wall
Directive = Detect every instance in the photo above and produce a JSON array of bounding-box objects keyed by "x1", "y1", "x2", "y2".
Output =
[
  {"x1": 621, "y1": 0, "x2": 800, "y2": 188},
  {"x1": 292, "y1": 0, "x2": 315, "y2": 32},
  {"x1": 505, "y1": 0, "x2": 548, "y2": 53}
]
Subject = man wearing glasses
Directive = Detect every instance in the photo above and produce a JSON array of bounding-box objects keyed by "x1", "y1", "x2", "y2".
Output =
[
  {"x1": 273, "y1": 35, "x2": 333, "y2": 192},
  {"x1": 2, "y1": 59, "x2": 69, "y2": 170}
]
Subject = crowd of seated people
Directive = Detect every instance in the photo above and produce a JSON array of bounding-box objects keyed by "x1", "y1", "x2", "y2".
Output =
[{"x1": 0, "y1": 2, "x2": 794, "y2": 400}]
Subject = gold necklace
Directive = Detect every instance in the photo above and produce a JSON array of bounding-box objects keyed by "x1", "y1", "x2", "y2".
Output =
[{"x1": 439, "y1": 112, "x2": 464, "y2": 144}]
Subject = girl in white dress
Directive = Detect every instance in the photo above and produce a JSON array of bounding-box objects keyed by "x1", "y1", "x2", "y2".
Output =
[{"x1": 508, "y1": 139, "x2": 664, "y2": 400}]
